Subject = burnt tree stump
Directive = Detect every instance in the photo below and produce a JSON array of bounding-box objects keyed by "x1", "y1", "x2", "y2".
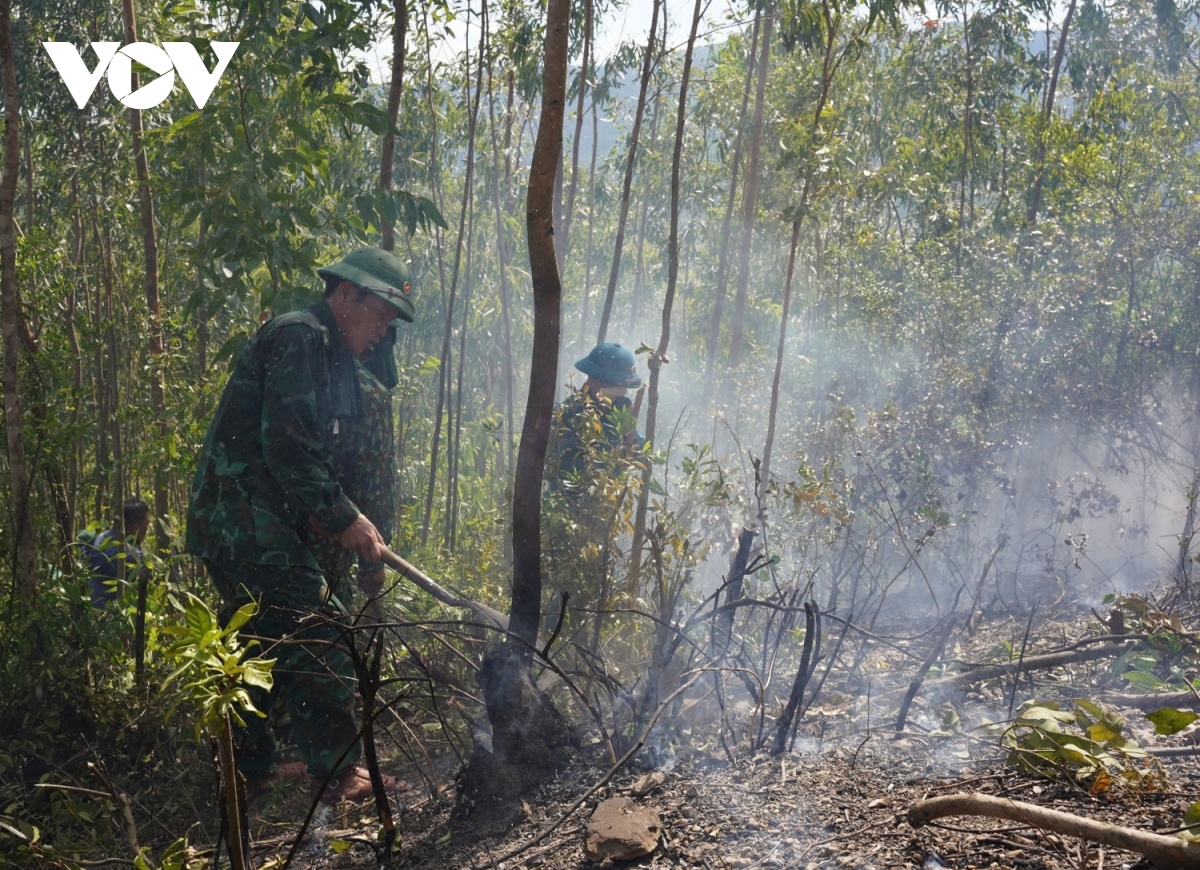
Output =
[{"x1": 455, "y1": 643, "x2": 575, "y2": 818}]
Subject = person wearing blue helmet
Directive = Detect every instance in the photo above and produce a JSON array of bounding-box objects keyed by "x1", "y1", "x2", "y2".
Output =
[
  {"x1": 553, "y1": 342, "x2": 645, "y2": 485},
  {"x1": 546, "y1": 344, "x2": 647, "y2": 631}
]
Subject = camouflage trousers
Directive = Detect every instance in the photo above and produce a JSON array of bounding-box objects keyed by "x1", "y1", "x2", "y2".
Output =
[{"x1": 205, "y1": 560, "x2": 361, "y2": 781}]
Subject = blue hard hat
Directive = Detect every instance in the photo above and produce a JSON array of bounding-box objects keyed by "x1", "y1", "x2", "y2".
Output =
[{"x1": 575, "y1": 343, "x2": 642, "y2": 388}]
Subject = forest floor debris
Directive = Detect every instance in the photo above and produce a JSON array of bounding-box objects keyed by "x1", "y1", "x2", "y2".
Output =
[{"x1": 250, "y1": 601, "x2": 1200, "y2": 869}]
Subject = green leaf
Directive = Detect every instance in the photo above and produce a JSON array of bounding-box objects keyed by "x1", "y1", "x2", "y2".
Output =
[
  {"x1": 1087, "y1": 723, "x2": 1120, "y2": 743},
  {"x1": 241, "y1": 661, "x2": 275, "y2": 690},
  {"x1": 1180, "y1": 802, "x2": 1200, "y2": 842},
  {"x1": 1122, "y1": 670, "x2": 1169, "y2": 692},
  {"x1": 329, "y1": 839, "x2": 351, "y2": 854},
  {"x1": 224, "y1": 601, "x2": 257, "y2": 635},
  {"x1": 1016, "y1": 706, "x2": 1075, "y2": 732},
  {"x1": 1146, "y1": 707, "x2": 1199, "y2": 736}
]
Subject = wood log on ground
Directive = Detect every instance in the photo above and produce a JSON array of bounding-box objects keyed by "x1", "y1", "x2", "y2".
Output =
[
  {"x1": 922, "y1": 642, "x2": 1132, "y2": 695},
  {"x1": 908, "y1": 792, "x2": 1200, "y2": 870},
  {"x1": 1100, "y1": 690, "x2": 1200, "y2": 711}
]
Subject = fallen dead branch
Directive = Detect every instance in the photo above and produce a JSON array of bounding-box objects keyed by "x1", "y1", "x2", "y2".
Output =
[
  {"x1": 923, "y1": 642, "x2": 1133, "y2": 694},
  {"x1": 907, "y1": 792, "x2": 1200, "y2": 870},
  {"x1": 1101, "y1": 690, "x2": 1200, "y2": 710},
  {"x1": 1144, "y1": 745, "x2": 1200, "y2": 757}
]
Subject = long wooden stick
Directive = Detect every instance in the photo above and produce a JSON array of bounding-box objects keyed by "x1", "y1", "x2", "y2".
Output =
[
  {"x1": 378, "y1": 546, "x2": 508, "y2": 630},
  {"x1": 909, "y1": 793, "x2": 1200, "y2": 870}
]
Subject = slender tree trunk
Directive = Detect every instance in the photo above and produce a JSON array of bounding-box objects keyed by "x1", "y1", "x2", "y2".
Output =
[
  {"x1": 955, "y1": 0, "x2": 973, "y2": 276},
  {"x1": 446, "y1": 163, "x2": 478, "y2": 552},
  {"x1": 422, "y1": 8, "x2": 483, "y2": 546},
  {"x1": 447, "y1": 19, "x2": 488, "y2": 549},
  {"x1": 704, "y1": 13, "x2": 760, "y2": 385},
  {"x1": 217, "y1": 714, "x2": 249, "y2": 870},
  {"x1": 486, "y1": 24, "x2": 515, "y2": 480},
  {"x1": 758, "y1": 220, "x2": 801, "y2": 500},
  {"x1": 627, "y1": 0, "x2": 703, "y2": 584},
  {"x1": 595, "y1": 0, "x2": 661, "y2": 344},
  {"x1": 561, "y1": 0, "x2": 592, "y2": 264},
  {"x1": 578, "y1": 97, "x2": 600, "y2": 352},
  {"x1": 510, "y1": 0, "x2": 570, "y2": 647},
  {"x1": 0, "y1": 0, "x2": 35, "y2": 603},
  {"x1": 454, "y1": 16, "x2": 576, "y2": 800},
  {"x1": 65, "y1": 181, "x2": 86, "y2": 544},
  {"x1": 761, "y1": 2, "x2": 841, "y2": 495},
  {"x1": 380, "y1": 0, "x2": 409, "y2": 253},
  {"x1": 553, "y1": 149, "x2": 565, "y2": 275},
  {"x1": 90, "y1": 211, "x2": 110, "y2": 521},
  {"x1": 1026, "y1": 0, "x2": 1077, "y2": 228},
  {"x1": 120, "y1": 0, "x2": 168, "y2": 557},
  {"x1": 197, "y1": 158, "x2": 208, "y2": 384},
  {"x1": 22, "y1": 133, "x2": 31, "y2": 230},
  {"x1": 504, "y1": 69, "x2": 515, "y2": 210},
  {"x1": 628, "y1": 98, "x2": 661, "y2": 335},
  {"x1": 727, "y1": 2, "x2": 775, "y2": 370}
]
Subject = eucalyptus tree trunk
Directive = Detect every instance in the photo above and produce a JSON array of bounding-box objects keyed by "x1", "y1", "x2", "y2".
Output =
[
  {"x1": 761, "y1": 0, "x2": 842, "y2": 496},
  {"x1": 560, "y1": 0, "x2": 592, "y2": 264},
  {"x1": 197, "y1": 159, "x2": 208, "y2": 385},
  {"x1": 1026, "y1": 0, "x2": 1077, "y2": 228},
  {"x1": 627, "y1": 98, "x2": 661, "y2": 335},
  {"x1": 955, "y1": 0, "x2": 974, "y2": 275},
  {"x1": 627, "y1": 0, "x2": 704, "y2": 585},
  {"x1": 417, "y1": 2, "x2": 451, "y2": 543},
  {"x1": 577, "y1": 97, "x2": 600, "y2": 352},
  {"x1": 120, "y1": 0, "x2": 169, "y2": 557},
  {"x1": 422, "y1": 10, "x2": 484, "y2": 547},
  {"x1": 380, "y1": 0, "x2": 409, "y2": 252},
  {"x1": 90, "y1": 211, "x2": 110, "y2": 521},
  {"x1": 758, "y1": 221, "x2": 801, "y2": 502},
  {"x1": 509, "y1": 0, "x2": 570, "y2": 648},
  {"x1": 727, "y1": 1, "x2": 774, "y2": 370},
  {"x1": 486, "y1": 25, "x2": 515, "y2": 479},
  {"x1": 595, "y1": 0, "x2": 660, "y2": 344},
  {"x1": 704, "y1": 14, "x2": 760, "y2": 384},
  {"x1": 456, "y1": 0, "x2": 574, "y2": 813},
  {"x1": 66, "y1": 182, "x2": 86, "y2": 542},
  {"x1": 447, "y1": 17, "x2": 488, "y2": 550},
  {"x1": 0, "y1": 0, "x2": 35, "y2": 602},
  {"x1": 446, "y1": 178, "x2": 478, "y2": 552}
]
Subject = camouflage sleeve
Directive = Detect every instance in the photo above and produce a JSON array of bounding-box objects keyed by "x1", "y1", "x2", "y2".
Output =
[
  {"x1": 348, "y1": 366, "x2": 396, "y2": 572},
  {"x1": 261, "y1": 325, "x2": 361, "y2": 534}
]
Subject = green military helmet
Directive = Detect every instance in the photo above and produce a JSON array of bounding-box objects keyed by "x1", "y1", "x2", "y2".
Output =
[
  {"x1": 575, "y1": 342, "x2": 642, "y2": 388},
  {"x1": 318, "y1": 247, "x2": 415, "y2": 323}
]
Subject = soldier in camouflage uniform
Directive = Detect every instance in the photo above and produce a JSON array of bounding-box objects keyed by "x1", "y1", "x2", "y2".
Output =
[
  {"x1": 308, "y1": 324, "x2": 400, "y2": 597},
  {"x1": 186, "y1": 247, "x2": 413, "y2": 803},
  {"x1": 545, "y1": 344, "x2": 645, "y2": 623},
  {"x1": 553, "y1": 342, "x2": 645, "y2": 486}
]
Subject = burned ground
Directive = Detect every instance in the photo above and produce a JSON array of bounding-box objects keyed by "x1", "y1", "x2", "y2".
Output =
[{"x1": 238, "y1": 598, "x2": 1200, "y2": 870}]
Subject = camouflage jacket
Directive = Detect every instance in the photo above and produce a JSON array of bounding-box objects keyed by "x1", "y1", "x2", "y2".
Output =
[
  {"x1": 309, "y1": 358, "x2": 397, "y2": 585},
  {"x1": 185, "y1": 299, "x2": 363, "y2": 570},
  {"x1": 551, "y1": 384, "x2": 644, "y2": 483}
]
